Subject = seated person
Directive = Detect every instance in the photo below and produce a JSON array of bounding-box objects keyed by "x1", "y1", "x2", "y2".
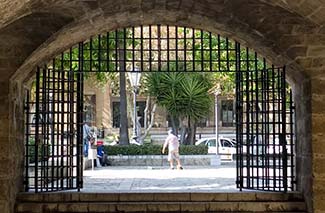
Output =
[{"x1": 97, "y1": 145, "x2": 108, "y2": 166}]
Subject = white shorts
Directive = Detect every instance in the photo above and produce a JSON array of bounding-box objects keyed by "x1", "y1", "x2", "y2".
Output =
[{"x1": 168, "y1": 150, "x2": 180, "y2": 161}]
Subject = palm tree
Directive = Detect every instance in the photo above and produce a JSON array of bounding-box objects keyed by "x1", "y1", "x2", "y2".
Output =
[{"x1": 144, "y1": 72, "x2": 213, "y2": 145}]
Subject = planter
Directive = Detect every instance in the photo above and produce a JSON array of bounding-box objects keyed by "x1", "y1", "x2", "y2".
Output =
[{"x1": 105, "y1": 155, "x2": 213, "y2": 167}]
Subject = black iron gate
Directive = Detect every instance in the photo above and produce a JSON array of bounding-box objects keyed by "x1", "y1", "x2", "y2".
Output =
[
  {"x1": 23, "y1": 25, "x2": 296, "y2": 193},
  {"x1": 24, "y1": 67, "x2": 83, "y2": 192},
  {"x1": 235, "y1": 64, "x2": 296, "y2": 192}
]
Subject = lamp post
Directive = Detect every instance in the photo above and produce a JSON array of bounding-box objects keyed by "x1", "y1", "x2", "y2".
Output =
[
  {"x1": 128, "y1": 68, "x2": 141, "y2": 142},
  {"x1": 213, "y1": 87, "x2": 221, "y2": 166},
  {"x1": 215, "y1": 90, "x2": 220, "y2": 155}
]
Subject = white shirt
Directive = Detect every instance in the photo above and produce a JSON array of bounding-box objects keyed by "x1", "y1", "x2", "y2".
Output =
[{"x1": 164, "y1": 134, "x2": 179, "y2": 152}]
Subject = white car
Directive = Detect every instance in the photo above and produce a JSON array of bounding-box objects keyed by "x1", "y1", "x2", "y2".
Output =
[
  {"x1": 242, "y1": 136, "x2": 292, "y2": 155},
  {"x1": 195, "y1": 137, "x2": 236, "y2": 155}
]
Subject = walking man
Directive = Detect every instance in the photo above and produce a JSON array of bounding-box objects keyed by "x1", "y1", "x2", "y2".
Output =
[{"x1": 162, "y1": 129, "x2": 183, "y2": 170}]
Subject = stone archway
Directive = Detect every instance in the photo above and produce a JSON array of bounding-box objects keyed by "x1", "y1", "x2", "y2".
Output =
[
  {"x1": 2, "y1": 1, "x2": 323, "y2": 212},
  {"x1": 11, "y1": 10, "x2": 312, "y2": 209}
]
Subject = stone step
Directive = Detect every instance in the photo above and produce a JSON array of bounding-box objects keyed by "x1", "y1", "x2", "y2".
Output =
[
  {"x1": 15, "y1": 192, "x2": 307, "y2": 213},
  {"x1": 16, "y1": 192, "x2": 304, "y2": 202}
]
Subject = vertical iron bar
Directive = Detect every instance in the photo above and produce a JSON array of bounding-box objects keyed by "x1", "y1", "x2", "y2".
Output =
[
  {"x1": 245, "y1": 47, "x2": 250, "y2": 189},
  {"x1": 24, "y1": 90, "x2": 30, "y2": 192},
  {"x1": 252, "y1": 52, "x2": 258, "y2": 189},
  {"x1": 69, "y1": 47, "x2": 74, "y2": 188},
  {"x1": 141, "y1": 26, "x2": 144, "y2": 72},
  {"x1": 226, "y1": 38, "x2": 230, "y2": 71},
  {"x1": 55, "y1": 59, "x2": 59, "y2": 191},
  {"x1": 272, "y1": 65, "x2": 276, "y2": 191},
  {"x1": 175, "y1": 26, "x2": 178, "y2": 72},
  {"x1": 277, "y1": 66, "x2": 281, "y2": 190},
  {"x1": 56, "y1": 59, "x2": 61, "y2": 191},
  {"x1": 209, "y1": 32, "x2": 212, "y2": 72},
  {"x1": 45, "y1": 66, "x2": 50, "y2": 192},
  {"x1": 235, "y1": 41, "x2": 243, "y2": 190},
  {"x1": 41, "y1": 67, "x2": 46, "y2": 192},
  {"x1": 35, "y1": 67, "x2": 40, "y2": 193},
  {"x1": 192, "y1": 28, "x2": 195, "y2": 72},
  {"x1": 167, "y1": 26, "x2": 170, "y2": 71},
  {"x1": 80, "y1": 42, "x2": 84, "y2": 189},
  {"x1": 51, "y1": 60, "x2": 56, "y2": 191},
  {"x1": 158, "y1": 25, "x2": 161, "y2": 72},
  {"x1": 218, "y1": 35, "x2": 221, "y2": 72},
  {"x1": 60, "y1": 53, "x2": 65, "y2": 190},
  {"x1": 200, "y1": 30, "x2": 204, "y2": 72},
  {"x1": 263, "y1": 58, "x2": 269, "y2": 190},
  {"x1": 289, "y1": 89, "x2": 295, "y2": 191},
  {"x1": 115, "y1": 30, "x2": 118, "y2": 72},
  {"x1": 281, "y1": 66, "x2": 288, "y2": 192},
  {"x1": 184, "y1": 27, "x2": 187, "y2": 72},
  {"x1": 149, "y1": 26, "x2": 152, "y2": 72},
  {"x1": 76, "y1": 43, "x2": 81, "y2": 191},
  {"x1": 107, "y1": 32, "x2": 110, "y2": 73},
  {"x1": 132, "y1": 27, "x2": 135, "y2": 71}
]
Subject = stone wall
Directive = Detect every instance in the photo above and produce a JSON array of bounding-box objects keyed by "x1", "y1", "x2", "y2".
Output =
[
  {"x1": 95, "y1": 155, "x2": 214, "y2": 167},
  {"x1": 84, "y1": 79, "x2": 112, "y2": 129},
  {"x1": 0, "y1": 1, "x2": 325, "y2": 213}
]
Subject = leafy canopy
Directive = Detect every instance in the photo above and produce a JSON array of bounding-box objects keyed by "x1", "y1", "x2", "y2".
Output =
[{"x1": 144, "y1": 72, "x2": 213, "y2": 121}]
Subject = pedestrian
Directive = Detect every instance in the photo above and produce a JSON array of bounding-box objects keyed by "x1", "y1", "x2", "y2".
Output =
[
  {"x1": 162, "y1": 129, "x2": 183, "y2": 170},
  {"x1": 88, "y1": 126, "x2": 100, "y2": 170},
  {"x1": 97, "y1": 144, "x2": 108, "y2": 166},
  {"x1": 83, "y1": 122, "x2": 91, "y2": 157}
]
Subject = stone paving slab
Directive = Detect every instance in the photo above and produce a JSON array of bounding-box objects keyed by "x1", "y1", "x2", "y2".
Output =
[{"x1": 82, "y1": 163, "x2": 237, "y2": 192}]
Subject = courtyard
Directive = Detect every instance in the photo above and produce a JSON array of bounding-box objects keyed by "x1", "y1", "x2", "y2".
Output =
[{"x1": 82, "y1": 163, "x2": 237, "y2": 193}]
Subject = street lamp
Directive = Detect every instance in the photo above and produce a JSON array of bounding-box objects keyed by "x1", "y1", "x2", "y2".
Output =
[
  {"x1": 128, "y1": 68, "x2": 141, "y2": 142},
  {"x1": 213, "y1": 87, "x2": 221, "y2": 166}
]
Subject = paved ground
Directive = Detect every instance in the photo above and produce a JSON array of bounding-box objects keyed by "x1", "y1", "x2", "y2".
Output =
[{"x1": 82, "y1": 162, "x2": 237, "y2": 193}]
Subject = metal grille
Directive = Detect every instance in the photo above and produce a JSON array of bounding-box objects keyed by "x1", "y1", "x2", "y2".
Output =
[
  {"x1": 235, "y1": 57, "x2": 296, "y2": 191},
  {"x1": 24, "y1": 25, "x2": 296, "y2": 192},
  {"x1": 58, "y1": 26, "x2": 240, "y2": 73},
  {"x1": 24, "y1": 65, "x2": 83, "y2": 192}
]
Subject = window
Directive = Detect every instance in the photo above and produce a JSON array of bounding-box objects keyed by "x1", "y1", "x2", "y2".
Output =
[
  {"x1": 137, "y1": 101, "x2": 146, "y2": 128},
  {"x1": 207, "y1": 139, "x2": 216, "y2": 147},
  {"x1": 221, "y1": 139, "x2": 234, "y2": 147},
  {"x1": 112, "y1": 102, "x2": 120, "y2": 128},
  {"x1": 221, "y1": 100, "x2": 234, "y2": 127},
  {"x1": 112, "y1": 101, "x2": 146, "y2": 128}
]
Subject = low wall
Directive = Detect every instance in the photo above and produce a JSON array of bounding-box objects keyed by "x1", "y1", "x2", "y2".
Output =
[{"x1": 106, "y1": 155, "x2": 214, "y2": 167}]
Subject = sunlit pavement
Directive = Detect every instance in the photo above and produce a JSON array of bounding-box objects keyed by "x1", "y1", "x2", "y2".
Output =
[{"x1": 82, "y1": 162, "x2": 237, "y2": 192}]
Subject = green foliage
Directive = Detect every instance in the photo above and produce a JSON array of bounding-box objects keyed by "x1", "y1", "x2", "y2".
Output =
[
  {"x1": 144, "y1": 72, "x2": 213, "y2": 121},
  {"x1": 27, "y1": 137, "x2": 51, "y2": 164},
  {"x1": 103, "y1": 144, "x2": 208, "y2": 155}
]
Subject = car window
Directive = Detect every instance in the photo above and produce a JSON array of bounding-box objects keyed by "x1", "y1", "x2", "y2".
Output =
[
  {"x1": 197, "y1": 140, "x2": 207, "y2": 146},
  {"x1": 207, "y1": 139, "x2": 216, "y2": 147},
  {"x1": 222, "y1": 140, "x2": 233, "y2": 147}
]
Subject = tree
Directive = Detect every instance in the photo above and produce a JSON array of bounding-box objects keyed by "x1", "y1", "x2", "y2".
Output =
[
  {"x1": 116, "y1": 31, "x2": 130, "y2": 145},
  {"x1": 144, "y1": 72, "x2": 213, "y2": 145}
]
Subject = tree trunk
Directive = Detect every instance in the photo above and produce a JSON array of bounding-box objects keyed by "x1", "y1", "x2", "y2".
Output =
[
  {"x1": 189, "y1": 120, "x2": 197, "y2": 145},
  {"x1": 179, "y1": 118, "x2": 187, "y2": 145},
  {"x1": 118, "y1": 33, "x2": 129, "y2": 145},
  {"x1": 143, "y1": 96, "x2": 150, "y2": 130},
  {"x1": 139, "y1": 102, "x2": 157, "y2": 143},
  {"x1": 183, "y1": 116, "x2": 197, "y2": 145},
  {"x1": 171, "y1": 115, "x2": 179, "y2": 136}
]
